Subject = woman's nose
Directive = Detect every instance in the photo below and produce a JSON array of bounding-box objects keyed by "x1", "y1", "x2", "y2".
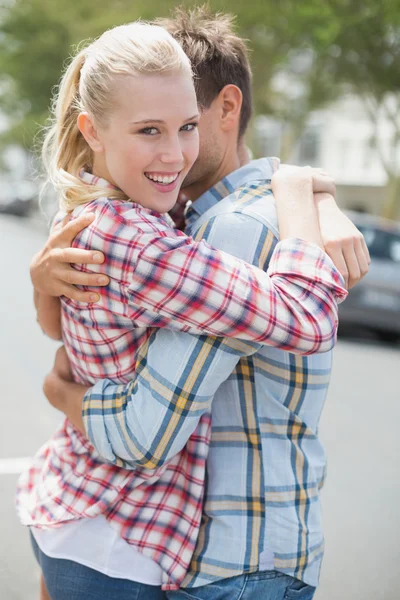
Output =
[{"x1": 159, "y1": 136, "x2": 184, "y2": 164}]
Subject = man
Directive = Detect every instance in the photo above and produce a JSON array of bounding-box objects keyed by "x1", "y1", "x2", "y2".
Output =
[{"x1": 31, "y1": 7, "x2": 369, "y2": 599}]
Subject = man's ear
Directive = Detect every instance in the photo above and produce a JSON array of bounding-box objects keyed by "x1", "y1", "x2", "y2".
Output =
[
  {"x1": 218, "y1": 84, "x2": 243, "y2": 134},
  {"x1": 77, "y1": 112, "x2": 104, "y2": 153}
]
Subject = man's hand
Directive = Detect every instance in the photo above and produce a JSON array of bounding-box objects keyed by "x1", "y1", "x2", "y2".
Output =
[
  {"x1": 43, "y1": 346, "x2": 89, "y2": 434},
  {"x1": 31, "y1": 213, "x2": 109, "y2": 302},
  {"x1": 315, "y1": 193, "x2": 370, "y2": 289}
]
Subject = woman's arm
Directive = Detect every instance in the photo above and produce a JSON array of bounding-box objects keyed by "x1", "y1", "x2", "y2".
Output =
[
  {"x1": 272, "y1": 166, "x2": 323, "y2": 246},
  {"x1": 34, "y1": 289, "x2": 62, "y2": 340},
  {"x1": 116, "y1": 167, "x2": 345, "y2": 352},
  {"x1": 31, "y1": 168, "x2": 347, "y2": 353},
  {"x1": 29, "y1": 170, "x2": 368, "y2": 303}
]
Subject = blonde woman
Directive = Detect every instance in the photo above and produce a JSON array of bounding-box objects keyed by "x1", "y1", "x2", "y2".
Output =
[{"x1": 17, "y1": 21, "x2": 347, "y2": 600}]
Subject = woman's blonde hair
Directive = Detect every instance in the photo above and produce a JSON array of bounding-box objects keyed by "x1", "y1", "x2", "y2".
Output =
[{"x1": 42, "y1": 22, "x2": 193, "y2": 211}]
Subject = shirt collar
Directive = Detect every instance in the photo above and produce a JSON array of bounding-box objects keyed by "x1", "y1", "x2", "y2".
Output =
[
  {"x1": 186, "y1": 157, "x2": 279, "y2": 224},
  {"x1": 79, "y1": 169, "x2": 118, "y2": 191}
]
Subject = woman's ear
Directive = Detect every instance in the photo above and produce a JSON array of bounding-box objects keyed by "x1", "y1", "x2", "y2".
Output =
[{"x1": 77, "y1": 112, "x2": 104, "y2": 153}]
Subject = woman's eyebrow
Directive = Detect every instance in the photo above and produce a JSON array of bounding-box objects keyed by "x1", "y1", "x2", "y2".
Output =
[
  {"x1": 130, "y1": 114, "x2": 199, "y2": 125},
  {"x1": 130, "y1": 119, "x2": 164, "y2": 125}
]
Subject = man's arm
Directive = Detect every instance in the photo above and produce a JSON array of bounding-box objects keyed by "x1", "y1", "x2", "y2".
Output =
[
  {"x1": 31, "y1": 213, "x2": 110, "y2": 342},
  {"x1": 34, "y1": 290, "x2": 62, "y2": 340},
  {"x1": 45, "y1": 218, "x2": 347, "y2": 470}
]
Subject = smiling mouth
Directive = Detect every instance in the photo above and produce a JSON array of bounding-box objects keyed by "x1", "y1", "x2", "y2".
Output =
[{"x1": 145, "y1": 172, "x2": 180, "y2": 185}]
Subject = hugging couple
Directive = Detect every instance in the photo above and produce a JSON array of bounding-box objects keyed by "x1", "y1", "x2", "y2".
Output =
[{"x1": 16, "y1": 5, "x2": 369, "y2": 600}]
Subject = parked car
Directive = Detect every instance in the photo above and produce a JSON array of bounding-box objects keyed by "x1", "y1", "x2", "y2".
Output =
[
  {"x1": 0, "y1": 196, "x2": 36, "y2": 217},
  {"x1": 339, "y1": 211, "x2": 400, "y2": 342},
  {"x1": 0, "y1": 179, "x2": 37, "y2": 217}
]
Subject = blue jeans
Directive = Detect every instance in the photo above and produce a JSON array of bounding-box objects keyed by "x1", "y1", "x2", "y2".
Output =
[
  {"x1": 30, "y1": 533, "x2": 166, "y2": 600},
  {"x1": 166, "y1": 571, "x2": 316, "y2": 600}
]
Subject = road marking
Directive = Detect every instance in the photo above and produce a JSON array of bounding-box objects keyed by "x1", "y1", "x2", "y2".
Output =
[{"x1": 0, "y1": 457, "x2": 32, "y2": 474}]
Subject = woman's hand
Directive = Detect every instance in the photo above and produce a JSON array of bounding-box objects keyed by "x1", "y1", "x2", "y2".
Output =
[
  {"x1": 315, "y1": 193, "x2": 370, "y2": 289},
  {"x1": 272, "y1": 166, "x2": 370, "y2": 288},
  {"x1": 278, "y1": 164, "x2": 336, "y2": 196}
]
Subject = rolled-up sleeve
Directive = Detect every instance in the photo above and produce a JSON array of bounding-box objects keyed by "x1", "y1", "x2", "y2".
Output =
[
  {"x1": 83, "y1": 330, "x2": 254, "y2": 469},
  {"x1": 83, "y1": 216, "x2": 346, "y2": 469},
  {"x1": 125, "y1": 213, "x2": 347, "y2": 354}
]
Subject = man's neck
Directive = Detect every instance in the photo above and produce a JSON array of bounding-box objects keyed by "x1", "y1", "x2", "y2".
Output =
[
  {"x1": 238, "y1": 143, "x2": 251, "y2": 167},
  {"x1": 184, "y1": 141, "x2": 250, "y2": 202}
]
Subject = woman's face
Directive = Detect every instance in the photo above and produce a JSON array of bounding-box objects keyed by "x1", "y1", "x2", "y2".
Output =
[{"x1": 94, "y1": 71, "x2": 199, "y2": 213}]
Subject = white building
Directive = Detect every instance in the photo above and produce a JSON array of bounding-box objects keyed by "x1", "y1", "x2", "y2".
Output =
[{"x1": 255, "y1": 94, "x2": 399, "y2": 216}]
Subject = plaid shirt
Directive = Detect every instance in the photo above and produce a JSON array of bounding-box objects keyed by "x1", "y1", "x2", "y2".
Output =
[
  {"x1": 17, "y1": 161, "x2": 346, "y2": 589},
  {"x1": 77, "y1": 159, "x2": 347, "y2": 589}
]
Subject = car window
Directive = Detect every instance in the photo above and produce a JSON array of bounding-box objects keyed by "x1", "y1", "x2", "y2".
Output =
[{"x1": 358, "y1": 226, "x2": 400, "y2": 263}]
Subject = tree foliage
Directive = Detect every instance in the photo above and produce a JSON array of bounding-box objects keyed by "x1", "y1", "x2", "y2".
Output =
[{"x1": 0, "y1": 0, "x2": 399, "y2": 214}]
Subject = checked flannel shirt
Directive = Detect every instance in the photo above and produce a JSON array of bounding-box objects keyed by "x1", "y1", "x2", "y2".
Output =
[
  {"x1": 76, "y1": 159, "x2": 347, "y2": 589},
  {"x1": 18, "y1": 163, "x2": 345, "y2": 589}
]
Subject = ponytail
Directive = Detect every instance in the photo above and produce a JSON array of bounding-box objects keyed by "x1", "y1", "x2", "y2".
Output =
[{"x1": 42, "y1": 47, "x2": 126, "y2": 211}]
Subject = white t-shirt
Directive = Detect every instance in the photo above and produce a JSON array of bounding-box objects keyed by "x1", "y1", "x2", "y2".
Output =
[{"x1": 32, "y1": 515, "x2": 163, "y2": 585}]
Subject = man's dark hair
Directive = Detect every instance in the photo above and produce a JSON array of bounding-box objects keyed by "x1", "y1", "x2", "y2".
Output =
[{"x1": 155, "y1": 5, "x2": 253, "y2": 140}]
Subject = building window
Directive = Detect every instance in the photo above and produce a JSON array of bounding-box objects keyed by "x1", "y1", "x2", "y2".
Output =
[
  {"x1": 298, "y1": 127, "x2": 320, "y2": 165},
  {"x1": 254, "y1": 117, "x2": 281, "y2": 157}
]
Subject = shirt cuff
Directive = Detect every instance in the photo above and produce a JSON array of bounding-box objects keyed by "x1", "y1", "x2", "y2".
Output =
[{"x1": 268, "y1": 238, "x2": 348, "y2": 303}]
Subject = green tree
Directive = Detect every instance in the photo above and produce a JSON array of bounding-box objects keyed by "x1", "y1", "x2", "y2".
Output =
[
  {"x1": 0, "y1": 0, "x2": 399, "y2": 215},
  {"x1": 282, "y1": 0, "x2": 400, "y2": 217}
]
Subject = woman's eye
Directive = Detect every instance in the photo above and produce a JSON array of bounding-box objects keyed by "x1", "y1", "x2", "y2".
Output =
[
  {"x1": 139, "y1": 127, "x2": 159, "y2": 135},
  {"x1": 181, "y1": 122, "x2": 199, "y2": 132}
]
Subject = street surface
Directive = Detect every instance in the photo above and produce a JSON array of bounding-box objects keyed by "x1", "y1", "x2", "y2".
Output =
[{"x1": 0, "y1": 214, "x2": 399, "y2": 600}]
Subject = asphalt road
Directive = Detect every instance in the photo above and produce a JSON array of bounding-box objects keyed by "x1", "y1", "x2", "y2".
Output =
[{"x1": 0, "y1": 214, "x2": 399, "y2": 600}]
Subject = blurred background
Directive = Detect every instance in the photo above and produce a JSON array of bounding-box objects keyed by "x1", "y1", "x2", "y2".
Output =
[{"x1": 0, "y1": 1, "x2": 399, "y2": 599}]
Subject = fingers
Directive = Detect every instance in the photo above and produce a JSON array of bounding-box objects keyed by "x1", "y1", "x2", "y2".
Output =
[
  {"x1": 342, "y1": 243, "x2": 361, "y2": 289},
  {"x1": 53, "y1": 247, "x2": 105, "y2": 265},
  {"x1": 59, "y1": 284, "x2": 100, "y2": 303},
  {"x1": 56, "y1": 265, "x2": 108, "y2": 287},
  {"x1": 50, "y1": 264, "x2": 107, "y2": 302},
  {"x1": 60, "y1": 214, "x2": 72, "y2": 228},
  {"x1": 360, "y1": 235, "x2": 371, "y2": 266},
  {"x1": 52, "y1": 214, "x2": 71, "y2": 233},
  {"x1": 326, "y1": 246, "x2": 349, "y2": 289},
  {"x1": 353, "y1": 237, "x2": 370, "y2": 284},
  {"x1": 313, "y1": 180, "x2": 336, "y2": 196},
  {"x1": 272, "y1": 165, "x2": 313, "y2": 192},
  {"x1": 52, "y1": 213, "x2": 96, "y2": 246},
  {"x1": 326, "y1": 236, "x2": 370, "y2": 290},
  {"x1": 312, "y1": 172, "x2": 336, "y2": 197}
]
